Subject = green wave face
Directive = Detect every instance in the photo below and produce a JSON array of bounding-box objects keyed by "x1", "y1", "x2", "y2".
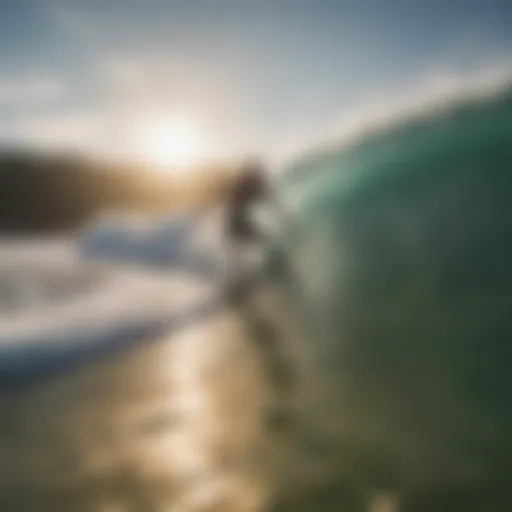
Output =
[
  {"x1": 264, "y1": 87, "x2": 512, "y2": 505},
  {"x1": 279, "y1": 88, "x2": 512, "y2": 220},
  {"x1": 273, "y1": 89, "x2": 512, "y2": 297}
]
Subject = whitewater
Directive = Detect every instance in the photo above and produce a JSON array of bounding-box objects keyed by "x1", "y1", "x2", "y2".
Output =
[{"x1": 0, "y1": 211, "x2": 229, "y2": 386}]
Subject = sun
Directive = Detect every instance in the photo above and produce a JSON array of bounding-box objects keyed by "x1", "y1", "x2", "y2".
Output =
[{"x1": 136, "y1": 117, "x2": 208, "y2": 172}]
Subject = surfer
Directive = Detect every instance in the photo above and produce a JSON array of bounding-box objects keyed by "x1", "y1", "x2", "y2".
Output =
[{"x1": 223, "y1": 158, "x2": 271, "y2": 300}]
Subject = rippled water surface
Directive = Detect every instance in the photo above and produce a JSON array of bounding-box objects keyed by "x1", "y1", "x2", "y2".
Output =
[
  {"x1": 0, "y1": 214, "x2": 277, "y2": 511},
  {"x1": 0, "y1": 303, "x2": 276, "y2": 512}
]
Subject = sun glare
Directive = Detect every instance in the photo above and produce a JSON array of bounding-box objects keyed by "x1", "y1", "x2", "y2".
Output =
[{"x1": 137, "y1": 117, "x2": 208, "y2": 172}]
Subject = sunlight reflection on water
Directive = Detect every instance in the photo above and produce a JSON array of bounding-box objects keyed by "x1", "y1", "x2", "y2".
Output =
[{"x1": 0, "y1": 302, "x2": 275, "y2": 511}]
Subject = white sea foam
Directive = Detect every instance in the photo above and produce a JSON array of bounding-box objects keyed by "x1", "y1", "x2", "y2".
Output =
[{"x1": 0, "y1": 212, "x2": 221, "y2": 358}]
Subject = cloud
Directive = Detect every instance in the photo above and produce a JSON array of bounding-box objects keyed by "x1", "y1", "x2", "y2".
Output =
[
  {"x1": 6, "y1": 58, "x2": 512, "y2": 168},
  {"x1": 96, "y1": 55, "x2": 219, "y2": 111},
  {"x1": 11, "y1": 110, "x2": 104, "y2": 151},
  {"x1": 90, "y1": 54, "x2": 241, "y2": 158},
  {"x1": 0, "y1": 77, "x2": 66, "y2": 106}
]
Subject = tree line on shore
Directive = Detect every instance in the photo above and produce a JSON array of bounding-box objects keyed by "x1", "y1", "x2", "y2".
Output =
[{"x1": 0, "y1": 151, "x2": 234, "y2": 234}]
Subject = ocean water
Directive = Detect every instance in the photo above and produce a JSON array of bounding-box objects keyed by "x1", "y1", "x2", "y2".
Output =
[
  {"x1": 0, "y1": 213, "x2": 250, "y2": 511},
  {"x1": 2, "y1": 73, "x2": 512, "y2": 512}
]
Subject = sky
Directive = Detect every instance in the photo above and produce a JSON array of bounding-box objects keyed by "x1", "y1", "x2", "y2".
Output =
[{"x1": 0, "y1": 0, "x2": 512, "y2": 164}]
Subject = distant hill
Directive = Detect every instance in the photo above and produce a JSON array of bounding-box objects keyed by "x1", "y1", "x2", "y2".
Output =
[{"x1": 0, "y1": 151, "x2": 236, "y2": 234}]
